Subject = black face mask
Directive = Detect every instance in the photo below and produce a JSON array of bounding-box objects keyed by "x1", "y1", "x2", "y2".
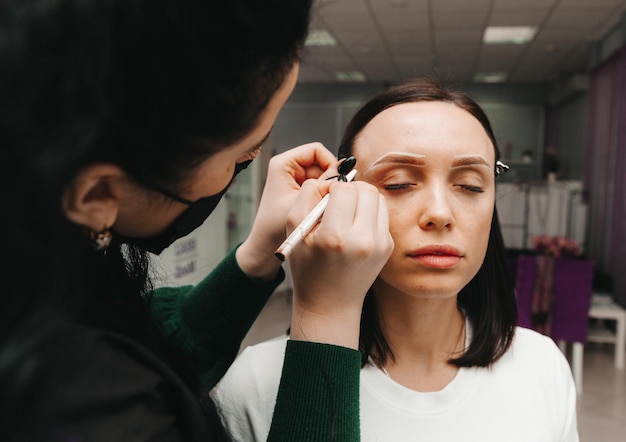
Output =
[{"x1": 119, "y1": 160, "x2": 252, "y2": 255}]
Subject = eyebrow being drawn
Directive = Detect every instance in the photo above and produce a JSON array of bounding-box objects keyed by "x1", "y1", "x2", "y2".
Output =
[{"x1": 367, "y1": 152, "x2": 427, "y2": 171}]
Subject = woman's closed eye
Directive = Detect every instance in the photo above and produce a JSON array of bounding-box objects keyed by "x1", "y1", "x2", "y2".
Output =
[
  {"x1": 383, "y1": 183, "x2": 416, "y2": 191},
  {"x1": 384, "y1": 183, "x2": 484, "y2": 193},
  {"x1": 454, "y1": 184, "x2": 484, "y2": 193}
]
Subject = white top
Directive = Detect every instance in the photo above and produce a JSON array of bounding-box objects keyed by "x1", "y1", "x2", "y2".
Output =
[{"x1": 212, "y1": 327, "x2": 579, "y2": 442}]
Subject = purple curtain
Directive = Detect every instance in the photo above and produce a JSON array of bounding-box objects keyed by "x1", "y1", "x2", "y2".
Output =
[{"x1": 586, "y1": 45, "x2": 626, "y2": 307}]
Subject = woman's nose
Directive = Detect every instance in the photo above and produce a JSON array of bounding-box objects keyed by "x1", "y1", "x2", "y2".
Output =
[{"x1": 417, "y1": 184, "x2": 454, "y2": 231}]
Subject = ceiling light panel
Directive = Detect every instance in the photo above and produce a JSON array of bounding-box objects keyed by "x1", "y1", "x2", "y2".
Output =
[
  {"x1": 335, "y1": 71, "x2": 367, "y2": 82},
  {"x1": 473, "y1": 72, "x2": 508, "y2": 83},
  {"x1": 305, "y1": 29, "x2": 337, "y2": 47},
  {"x1": 483, "y1": 26, "x2": 538, "y2": 44}
]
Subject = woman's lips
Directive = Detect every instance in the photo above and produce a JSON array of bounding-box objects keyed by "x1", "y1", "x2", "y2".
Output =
[{"x1": 408, "y1": 245, "x2": 463, "y2": 269}]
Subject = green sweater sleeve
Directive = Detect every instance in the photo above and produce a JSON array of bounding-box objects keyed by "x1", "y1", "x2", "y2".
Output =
[
  {"x1": 150, "y1": 248, "x2": 361, "y2": 440},
  {"x1": 150, "y1": 246, "x2": 284, "y2": 389},
  {"x1": 268, "y1": 340, "x2": 361, "y2": 442}
]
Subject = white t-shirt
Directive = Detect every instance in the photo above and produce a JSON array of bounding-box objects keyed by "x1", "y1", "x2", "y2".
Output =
[{"x1": 212, "y1": 327, "x2": 578, "y2": 442}]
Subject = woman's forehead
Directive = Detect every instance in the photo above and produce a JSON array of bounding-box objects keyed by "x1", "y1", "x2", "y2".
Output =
[{"x1": 352, "y1": 101, "x2": 494, "y2": 167}]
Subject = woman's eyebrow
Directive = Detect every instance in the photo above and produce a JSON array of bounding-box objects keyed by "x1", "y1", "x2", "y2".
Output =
[
  {"x1": 367, "y1": 152, "x2": 426, "y2": 171},
  {"x1": 450, "y1": 155, "x2": 491, "y2": 169}
]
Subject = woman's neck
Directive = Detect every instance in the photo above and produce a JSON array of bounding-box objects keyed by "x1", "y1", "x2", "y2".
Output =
[{"x1": 375, "y1": 291, "x2": 465, "y2": 392}]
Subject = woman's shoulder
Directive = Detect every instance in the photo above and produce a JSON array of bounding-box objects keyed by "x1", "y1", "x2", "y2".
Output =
[
  {"x1": 240, "y1": 334, "x2": 290, "y2": 359},
  {"x1": 487, "y1": 327, "x2": 578, "y2": 438},
  {"x1": 216, "y1": 334, "x2": 289, "y2": 386},
  {"x1": 511, "y1": 326, "x2": 561, "y2": 353},
  {"x1": 498, "y1": 326, "x2": 572, "y2": 376},
  {"x1": 211, "y1": 335, "x2": 289, "y2": 441}
]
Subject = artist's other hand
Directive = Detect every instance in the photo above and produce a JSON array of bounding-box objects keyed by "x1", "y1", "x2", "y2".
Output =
[
  {"x1": 237, "y1": 143, "x2": 338, "y2": 281},
  {"x1": 287, "y1": 178, "x2": 394, "y2": 349}
]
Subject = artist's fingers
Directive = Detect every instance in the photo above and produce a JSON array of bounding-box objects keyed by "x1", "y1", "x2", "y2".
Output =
[
  {"x1": 375, "y1": 194, "x2": 394, "y2": 259},
  {"x1": 351, "y1": 185, "x2": 393, "y2": 254},
  {"x1": 311, "y1": 181, "x2": 377, "y2": 251},
  {"x1": 352, "y1": 181, "x2": 385, "y2": 232},
  {"x1": 269, "y1": 142, "x2": 338, "y2": 184},
  {"x1": 377, "y1": 194, "x2": 391, "y2": 240},
  {"x1": 312, "y1": 181, "x2": 392, "y2": 255},
  {"x1": 316, "y1": 182, "x2": 359, "y2": 236},
  {"x1": 285, "y1": 178, "x2": 333, "y2": 233}
]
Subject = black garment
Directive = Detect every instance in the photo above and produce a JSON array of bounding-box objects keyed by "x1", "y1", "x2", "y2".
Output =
[{"x1": 19, "y1": 324, "x2": 221, "y2": 441}]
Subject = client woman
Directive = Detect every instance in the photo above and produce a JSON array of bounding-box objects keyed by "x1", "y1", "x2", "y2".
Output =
[{"x1": 212, "y1": 78, "x2": 578, "y2": 442}]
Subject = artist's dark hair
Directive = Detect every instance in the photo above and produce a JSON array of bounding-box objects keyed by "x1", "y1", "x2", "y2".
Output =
[
  {"x1": 338, "y1": 78, "x2": 518, "y2": 369},
  {"x1": 0, "y1": 0, "x2": 312, "y2": 436}
]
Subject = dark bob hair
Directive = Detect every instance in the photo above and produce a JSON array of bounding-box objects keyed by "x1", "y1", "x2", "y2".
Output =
[{"x1": 338, "y1": 78, "x2": 518, "y2": 368}]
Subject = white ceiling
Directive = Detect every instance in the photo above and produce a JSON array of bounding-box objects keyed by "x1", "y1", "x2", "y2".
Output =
[{"x1": 298, "y1": 0, "x2": 626, "y2": 84}]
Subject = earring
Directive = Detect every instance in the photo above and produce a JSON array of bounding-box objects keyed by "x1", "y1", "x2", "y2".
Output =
[
  {"x1": 90, "y1": 229, "x2": 112, "y2": 251},
  {"x1": 495, "y1": 160, "x2": 510, "y2": 177}
]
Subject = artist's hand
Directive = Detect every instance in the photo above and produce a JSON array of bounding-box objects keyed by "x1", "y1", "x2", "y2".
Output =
[
  {"x1": 287, "y1": 178, "x2": 394, "y2": 349},
  {"x1": 237, "y1": 143, "x2": 338, "y2": 281}
]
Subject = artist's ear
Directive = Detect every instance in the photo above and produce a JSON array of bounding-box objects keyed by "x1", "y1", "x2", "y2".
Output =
[{"x1": 63, "y1": 164, "x2": 125, "y2": 231}]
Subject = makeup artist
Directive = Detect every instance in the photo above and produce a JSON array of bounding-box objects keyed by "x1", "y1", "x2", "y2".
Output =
[{"x1": 0, "y1": 0, "x2": 392, "y2": 440}]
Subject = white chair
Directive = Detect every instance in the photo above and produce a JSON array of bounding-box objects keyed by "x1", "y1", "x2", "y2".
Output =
[{"x1": 587, "y1": 292, "x2": 626, "y2": 370}]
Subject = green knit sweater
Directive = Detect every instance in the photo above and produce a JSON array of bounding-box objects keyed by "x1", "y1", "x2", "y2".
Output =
[{"x1": 151, "y1": 247, "x2": 361, "y2": 441}]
